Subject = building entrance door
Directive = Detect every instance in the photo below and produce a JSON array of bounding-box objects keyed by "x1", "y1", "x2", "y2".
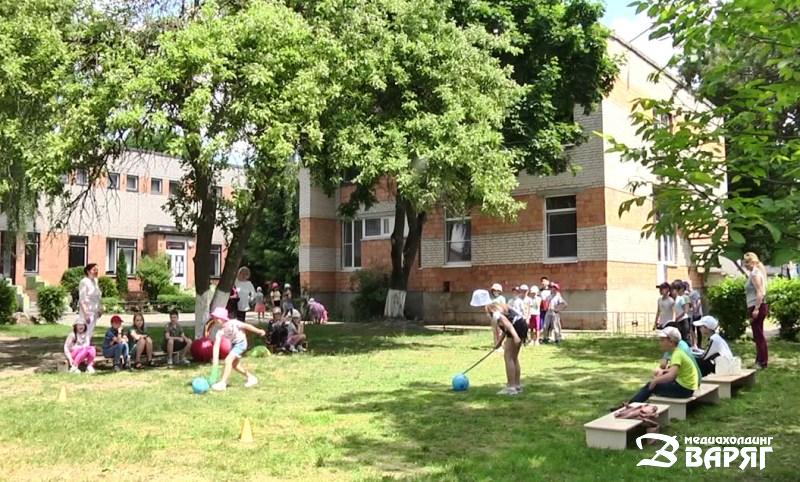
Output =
[{"x1": 165, "y1": 239, "x2": 187, "y2": 288}]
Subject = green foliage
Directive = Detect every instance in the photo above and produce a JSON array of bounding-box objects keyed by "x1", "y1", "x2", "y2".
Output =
[
  {"x1": 610, "y1": 0, "x2": 800, "y2": 268},
  {"x1": 707, "y1": 278, "x2": 748, "y2": 340},
  {"x1": 136, "y1": 254, "x2": 174, "y2": 300},
  {"x1": 101, "y1": 297, "x2": 124, "y2": 313},
  {"x1": 0, "y1": 279, "x2": 18, "y2": 324},
  {"x1": 60, "y1": 267, "x2": 84, "y2": 294},
  {"x1": 37, "y1": 285, "x2": 67, "y2": 323},
  {"x1": 97, "y1": 276, "x2": 118, "y2": 299},
  {"x1": 768, "y1": 278, "x2": 800, "y2": 341},
  {"x1": 351, "y1": 270, "x2": 389, "y2": 321},
  {"x1": 156, "y1": 294, "x2": 196, "y2": 314},
  {"x1": 116, "y1": 253, "x2": 128, "y2": 297}
]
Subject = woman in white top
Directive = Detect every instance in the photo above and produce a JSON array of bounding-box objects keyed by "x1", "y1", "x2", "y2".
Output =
[
  {"x1": 78, "y1": 263, "x2": 102, "y2": 338},
  {"x1": 744, "y1": 252, "x2": 769, "y2": 369},
  {"x1": 233, "y1": 266, "x2": 256, "y2": 322}
]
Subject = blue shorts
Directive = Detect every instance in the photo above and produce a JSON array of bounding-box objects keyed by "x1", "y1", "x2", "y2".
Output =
[{"x1": 230, "y1": 340, "x2": 247, "y2": 358}]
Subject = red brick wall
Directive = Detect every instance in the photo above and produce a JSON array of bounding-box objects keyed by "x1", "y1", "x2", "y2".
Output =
[{"x1": 300, "y1": 218, "x2": 337, "y2": 248}]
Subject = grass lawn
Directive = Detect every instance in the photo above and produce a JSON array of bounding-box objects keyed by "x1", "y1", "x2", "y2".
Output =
[{"x1": 0, "y1": 323, "x2": 798, "y2": 481}]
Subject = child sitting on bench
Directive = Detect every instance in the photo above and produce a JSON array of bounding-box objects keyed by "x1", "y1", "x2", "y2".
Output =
[
  {"x1": 629, "y1": 327, "x2": 699, "y2": 403},
  {"x1": 692, "y1": 316, "x2": 733, "y2": 376}
]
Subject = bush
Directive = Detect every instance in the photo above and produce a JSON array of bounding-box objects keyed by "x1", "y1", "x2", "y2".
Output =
[
  {"x1": 0, "y1": 279, "x2": 18, "y2": 324},
  {"x1": 60, "y1": 267, "x2": 84, "y2": 310},
  {"x1": 768, "y1": 278, "x2": 800, "y2": 341},
  {"x1": 116, "y1": 254, "x2": 129, "y2": 297},
  {"x1": 136, "y1": 254, "x2": 174, "y2": 300},
  {"x1": 37, "y1": 285, "x2": 67, "y2": 323},
  {"x1": 707, "y1": 277, "x2": 748, "y2": 340},
  {"x1": 101, "y1": 296, "x2": 124, "y2": 313},
  {"x1": 350, "y1": 269, "x2": 389, "y2": 321},
  {"x1": 98, "y1": 276, "x2": 119, "y2": 298},
  {"x1": 157, "y1": 293, "x2": 196, "y2": 313}
]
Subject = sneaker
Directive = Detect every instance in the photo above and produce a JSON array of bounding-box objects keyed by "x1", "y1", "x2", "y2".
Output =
[
  {"x1": 86, "y1": 365, "x2": 95, "y2": 374},
  {"x1": 289, "y1": 345, "x2": 298, "y2": 353},
  {"x1": 179, "y1": 356, "x2": 190, "y2": 366},
  {"x1": 211, "y1": 382, "x2": 227, "y2": 391},
  {"x1": 514, "y1": 385, "x2": 524, "y2": 393},
  {"x1": 497, "y1": 387, "x2": 516, "y2": 395},
  {"x1": 69, "y1": 366, "x2": 80, "y2": 374},
  {"x1": 245, "y1": 376, "x2": 259, "y2": 388},
  {"x1": 113, "y1": 365, "x2": 121, "y2": 373},
  {"x1": 167, "y1": 358, "x2": 174, "y2": 367},
  {"x1": 297, "y1": 346, "x2": 306, "y2": 353}
]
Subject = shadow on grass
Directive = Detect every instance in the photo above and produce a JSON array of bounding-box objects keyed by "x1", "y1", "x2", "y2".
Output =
[{"x1": 305, "y1": 322, "x2": 457, "y2": 356}]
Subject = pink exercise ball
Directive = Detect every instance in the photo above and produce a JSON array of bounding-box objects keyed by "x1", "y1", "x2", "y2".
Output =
[{"x1": 191, "y1": 336, "x2": 231, "y2": 363}]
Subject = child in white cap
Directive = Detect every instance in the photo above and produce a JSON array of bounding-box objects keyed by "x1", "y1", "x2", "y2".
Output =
[
  {"x1": 528, "y1": 286, "x2": 542, "y2": 345},
  {"x1": 692, "y1": 316, "x2": 733, "y2": 376},
  {"x1": 488, "y1": 283, "x2": 505, "y2": 349},
  {"x1": 628, "y1": 327, "x2": 699, "y2": 403}
]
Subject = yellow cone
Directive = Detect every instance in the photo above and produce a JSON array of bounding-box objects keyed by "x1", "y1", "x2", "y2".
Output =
[
  {"x1": 239, "y1": 419, "x2": 254, "y2": 443},
  {"x1": 57, "y1": 386, "x2": 67, "y2": 403}
]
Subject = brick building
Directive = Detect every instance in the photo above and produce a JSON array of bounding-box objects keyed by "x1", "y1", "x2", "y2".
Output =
[
  {"x1": 0, "y1": 150, "x2": 240, "y2": 297},
  {"x1": 300, "y1": 36, "x2": 724, "y2": 328}
]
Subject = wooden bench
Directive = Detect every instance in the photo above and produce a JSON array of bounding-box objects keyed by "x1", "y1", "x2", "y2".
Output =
[
  {"x1": 702, "y1": 369, "x2": 756, "y2": 399},
  {"x1": 584, "y1": 403, "x2": 670, "y2": 450},
  {"x1": 650, "y1": 383, "x2": 720, "y2": 420}
]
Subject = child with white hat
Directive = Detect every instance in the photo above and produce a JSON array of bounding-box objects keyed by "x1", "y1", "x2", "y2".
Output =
[{"x1": 692, "y1": 315, "x2": 734, "y2": 376}]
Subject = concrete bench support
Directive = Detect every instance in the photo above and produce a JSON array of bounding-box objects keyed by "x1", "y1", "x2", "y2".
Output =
[
  {"x1": 584, "y1": 403, "x2": 670, "y2": 450},
  {"x1": 703, "y1": 369, "x2": 756, "y2": 399},
  {"x1": 650, "y1": 383, "x2": 720, "y2": 420}
]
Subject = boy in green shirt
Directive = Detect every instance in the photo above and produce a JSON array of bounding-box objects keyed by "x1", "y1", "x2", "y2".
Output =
[{"x1": 629, "y1": 327, "x2": 699, "y2": 403}]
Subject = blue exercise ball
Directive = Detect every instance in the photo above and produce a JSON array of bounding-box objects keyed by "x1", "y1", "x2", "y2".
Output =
[
  {"x1": 192, "y1": 377, "x2": 210, "y2": 395},
  {"x1": 452, "y1": 373, "x2": 469, "y2": 392}
]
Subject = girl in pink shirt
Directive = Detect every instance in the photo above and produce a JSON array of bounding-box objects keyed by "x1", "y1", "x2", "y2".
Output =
[
  {"x1": 64, "y1": 319, "x2": 96, "y2": 374},
  {"x1": 209, "y1": 307, "x2": 265, "y2": 392}
]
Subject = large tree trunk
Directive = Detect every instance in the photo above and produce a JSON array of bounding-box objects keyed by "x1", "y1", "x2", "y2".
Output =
[
  {"x1": 384, "y1": 195, "x2": 426, "y2": 318},
  {"x1": 192, "y1": 166, "x2": 216, "y2": 338}
]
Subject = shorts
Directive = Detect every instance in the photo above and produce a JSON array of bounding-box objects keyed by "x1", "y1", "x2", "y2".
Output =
[
  {"x1": 164, "y1": 339, "x2": 188, "y2": 352},
  {"x1": 508, "y1": 319, "x2": 528, "y2": 343},
  {"x1": 529, "y1": 314, "x2": 540, "y2": 331},
  {"x1": 230, "y1": 340, "x2": 247, "y2": 358}
]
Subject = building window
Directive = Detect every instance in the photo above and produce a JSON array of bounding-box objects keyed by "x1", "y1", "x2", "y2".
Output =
[
  {"x1": 126, "y1": 175, "x2": 139, "y2": 192},
  {"x1": 106, "y1": 238, "x2": 137, "y2": 275},
  {"x1": 342, "y1": 220, "x2": 362, "y2": 269},
  {"x1": 546, "y1": 195, "x2": 578, "y2": 259},
  {"x1": 210, "y1": 244, "x2": 222, "y2": 277},
  {"x1": 213, "y1": 186, "x2": 223, "y2": 198},
  {"x1": 445, "y1": 216, "x2": 471, "y2": 264},
  {"x1": 363, "y1": 216, "x2": 394, "y2": 239},
  {"x1": 654, "y1": 110, "x2": 673, "y2": 130},
  {"x1": 24, "y1": 233, "x2": 39, "y2": 273},
  {"x1": 150, "y1": 178, "x2": 162, "y2": 194},
  {"x1": 658, "y1": 233, "x2": 677, "y2": 264},
  {"x1": 75, "y1": 169, "x2": 88, "y2": 186},
  {"x1": 169, "y1": 181, "x2": 181, "y2": 197},
  {"x1": 108, "y1": 173, "x2": 119, "y2": 190},
  {"x1": 68, "y1": 236, "x2": 88, "y2": 268}
]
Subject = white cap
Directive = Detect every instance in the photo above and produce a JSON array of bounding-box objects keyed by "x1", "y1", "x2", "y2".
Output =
[
  {"x1": 284, "y1": 283, "x2": 291, "y2": 289},
  {"x1": 470, "y1": 289, "x2": 493, "y2": 307},
  {"x1": 519, "y1": 284, "x2": 529, "y2": 292},
  {"x1": 490, "y1": 283, "x2": 502, "y2": 292},
  {"x1": 529, "y1": 285, "x2": 539, "y2": 294},
  {"x1": 657, "y1": 327, "x2": 681, "y2": 342},
  {"x1": 291, "y1": 309, "x2": 301, "y2": 319},
  {"x1": 693, "y1": 315, "x2": 719, "y2": 331}
]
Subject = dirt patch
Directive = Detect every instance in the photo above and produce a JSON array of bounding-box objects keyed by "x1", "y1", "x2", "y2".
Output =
[{"x1": 0, "y1": 336, "x2": 65, "y2": 374}]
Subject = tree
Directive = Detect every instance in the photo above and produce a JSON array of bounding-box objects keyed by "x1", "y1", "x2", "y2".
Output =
[
  {"x1": 294, "y1": 0, "x2": 616, "y2": 317},
  {"x1": 607, "y1": 0, "x2": 800, "y2": 269},
  {"x1": 136, "y1": 254, "x2": 174, "y2": 300}
]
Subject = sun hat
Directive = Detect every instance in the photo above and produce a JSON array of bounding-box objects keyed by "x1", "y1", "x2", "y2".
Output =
[
  {"x1": 529, "y1": 285, "x2": 539, "y2": 294},
  {"x1": 519, "y1": 284, "x2": 529, "y2": 292},
  {"x1": 110, "y1": 315, "x2": 123, "y2": 324},
  {"x1": 291, "y1": 309, "x2": 301, "y2": 319},
  {"x1": 272, "y1": 282, "x2": 279, "y2": 289},
  {"x1": 656, "y1": 282, "x2": 671, "y2": 290},
  {"x1": 657, "y1": 327, "x2": 681, "y2": 342},
  {"x1": 693, "y1": 315, "x2": 719, "y2": 331},
  {"x1": 490, "y1": 283, "x2": 502, "y2": 292},
  {"x1": 470, "y1": 289, "x2": 493, "y2": 307},
  {"x1": 284, "y1": 283, "x2": 291, "y2": 289},
  {"x1": 209, "y1": 306, "x2": 230, "y2": 322},
  {"x1": 73, "y1": 317, "x2": 87, "y2": 327}
]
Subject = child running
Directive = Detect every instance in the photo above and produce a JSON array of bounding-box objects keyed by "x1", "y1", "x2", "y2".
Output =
[
  {"x1": 64, "y1": 318, "x2": 96, "y2": 374},
  {"x1": 209, "y1": 307, "x2": 266, "y2": 391},
  {"x1": 470, "y1": 289, "x2": 526, "y2": 395}
]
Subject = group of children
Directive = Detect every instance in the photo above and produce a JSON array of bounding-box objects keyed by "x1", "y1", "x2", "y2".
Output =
[
  {"x1": 490, "y1": 277, "x2": 568, "y2": 346},
  {"x1": 654, "y1": 279, "x2": 704, "y2": 348}
]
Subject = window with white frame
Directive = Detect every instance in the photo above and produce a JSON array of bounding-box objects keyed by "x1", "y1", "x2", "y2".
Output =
[
  {"x1": 362, "y1": 216, "x2": 395, "y2": 239},
  {"x1": 106, "y1": 238, "x2": 137, "y2": 275},
  {"x1": 658, "y1": 233, "x2": 677, "y2": 264},
  {"x1": 342, "y1": 220, "x2": 362, "y2": 269},
  {"x1": 24, "y1": 233, "x2": 39, "y2": 273},
  {"x1": 75, "y1": 169, "x2": 88, "y2": 186},
  {"x1": 210, "y1": 244, "x2": 222, "y2": 277},
  {"x1": 654, "y1": 110, "x2": 673, "y2": 130},
  {"x1": 108, "y1": 173, "x2": 120, "y2": 190},
  {"x1": 150, "y1": 178, "x2": 162, "y2": 194},
  {"x1": 546, "y1": 196, "x2": 577, "y2": 259},
  {"x1": 126, "y1": 175, "x2": 139, "y2": 192},
  {"x1": 68, "y1": 236, "x2": 88, "y2": 268},
  {"x1": 445, "y1": 215, "x2": 471, "y2": 264}
]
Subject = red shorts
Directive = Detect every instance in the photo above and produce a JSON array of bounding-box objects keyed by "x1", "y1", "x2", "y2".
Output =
[{"x1": 529, "y1": 314, "x2": 540, "y2": 331}]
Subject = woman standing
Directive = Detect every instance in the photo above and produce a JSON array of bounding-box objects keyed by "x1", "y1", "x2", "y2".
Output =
[
  {"x1": 79, "y1": 263, "x2": 102, "y2": 338},
  {"x1": 744, "y1": 252, "x2": 769, "y2": 369},
  {"x1": 233, "y1": 267, "x2": 256, "y2": 322}
]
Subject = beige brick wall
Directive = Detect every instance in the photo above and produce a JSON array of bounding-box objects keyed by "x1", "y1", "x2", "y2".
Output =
[
  {"x1": 299, "y1": 168, "x2": 337, "y2": 219},
  {"x1": 299, "y1": 246, "x2": 337, "y2": 272}
]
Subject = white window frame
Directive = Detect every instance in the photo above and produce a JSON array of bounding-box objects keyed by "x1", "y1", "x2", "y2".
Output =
[
  {"x1": 545, "y1": 195, "x2": 578, "y2": 262},
  {"x1": 341, "y1": 219, "x2": 362, "y2": 270},
  {"x1": 108, "y1": 172, "x2": 119, "y2": 190},
  {"x1": 362, "y1": 216, "x2": 395, "y2": 240},
  {"x1": 106, "y1": 238, "x2": 138, "y2": 276},
  {"x1": 75, "y1": 169, "x2": 88, "y2": 186},
  {"x1": 210, "y1": 244, "x2": 222, "y2": 278},
  {"x1": 24, "y1": 233, "x2": 39, "y2": 274},
  {"x1": 444, "y1": 214, "x2": 472, "y2": 266},
  {"x1": 150, "y1": 178, "x2": 162, "y2": 194},
  {"x1": 68, "y1": 235, "x2": 88, "y2": 268},
  {"x1": 126, "y1": 175, "x2": 139, "y2": 192},
  {"x1": 657, "y1": 233, "x2": 677, "y2": 265}
]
